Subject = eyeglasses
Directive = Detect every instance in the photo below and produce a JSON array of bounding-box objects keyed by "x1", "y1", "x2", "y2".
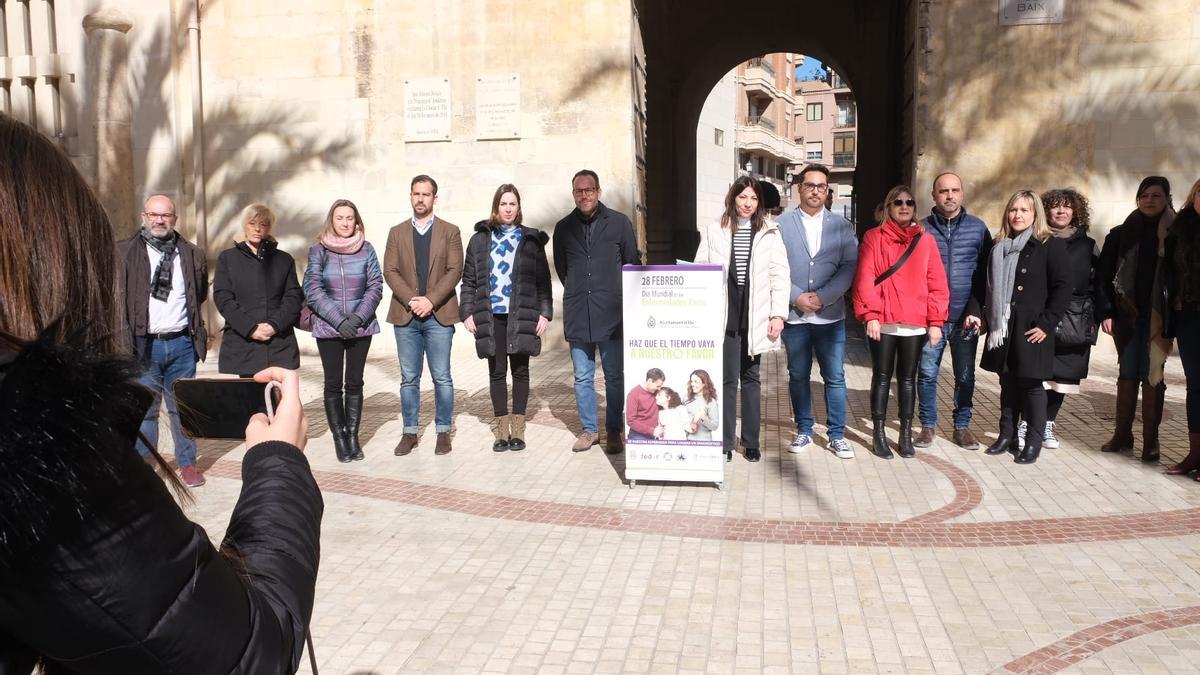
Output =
[
  {"x1": 572, "y1": 187, "x2": 598, "y2": 197},
  {"x1": 801, "y1": 182, "x2": 829, "y2": 192},
  {"x1": 143, "y1": 212, "x2": 177, "y2": 220},
  {"x1": 892, "y1": 199, "x2": 916, "y2": 207}
]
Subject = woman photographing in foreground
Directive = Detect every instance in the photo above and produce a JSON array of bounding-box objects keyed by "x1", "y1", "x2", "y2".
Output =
[{"x1": 0, "y1": 115, "x2": 322, "y2": 673}]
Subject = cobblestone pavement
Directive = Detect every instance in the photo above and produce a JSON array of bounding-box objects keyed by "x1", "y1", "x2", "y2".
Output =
[{"x1": 167, "y1": 329, "x2": 1200, "y2": 674}]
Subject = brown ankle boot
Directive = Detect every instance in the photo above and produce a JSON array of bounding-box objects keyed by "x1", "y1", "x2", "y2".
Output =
[
  {"x1": 1141, "y1": 382, "x2": 1166, "y2": 463},
  {"x1": 1101, "y1": 379, "x2": 1138, "y2": 453},
  {"x1": 1167, "y1": 432, "x2": 1200, "y2": 475},
  {"x1": 508, "y1": 415, "x2": 526, "y2": 451}
]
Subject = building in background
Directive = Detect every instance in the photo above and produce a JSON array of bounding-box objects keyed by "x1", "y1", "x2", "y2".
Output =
[
  {"x1": 793, "y1": 67, "x2": 858, "y2": 223},
  {"x1": 733, "y1": 53, "x2": 803, "y2": 211},
  {"x1": 695, "y1": 69, "x2": 736, "y2": 222}
]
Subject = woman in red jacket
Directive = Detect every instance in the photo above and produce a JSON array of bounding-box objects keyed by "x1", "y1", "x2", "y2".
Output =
[{"x1": 853, "y1": 185, "x2": 950, "y2": 459}]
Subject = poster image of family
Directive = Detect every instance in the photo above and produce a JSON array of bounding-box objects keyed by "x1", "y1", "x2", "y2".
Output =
[{"x1": 625, "y1": 368, "x2": 720, "y2": 442}]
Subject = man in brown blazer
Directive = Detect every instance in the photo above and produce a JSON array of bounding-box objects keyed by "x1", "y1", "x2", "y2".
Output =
[{"x1": 384, "y1": 175, "x2": 464, "y2": 455}]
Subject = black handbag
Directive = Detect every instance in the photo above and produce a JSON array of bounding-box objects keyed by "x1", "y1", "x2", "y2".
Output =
[{"x1": 1055, "y1": 295, "x2": 1098, "y2": 346}]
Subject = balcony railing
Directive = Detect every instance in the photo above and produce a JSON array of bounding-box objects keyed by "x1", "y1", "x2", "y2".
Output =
[
  {"x1": 747, "y1": 57, "x2": 775, "y2": 77},
  {"x1": 747, "y1": 114, "x2": 777, "y2": 131},
  {"x1": 832, "y1": 152, "x2": 855, "y2": 168}
]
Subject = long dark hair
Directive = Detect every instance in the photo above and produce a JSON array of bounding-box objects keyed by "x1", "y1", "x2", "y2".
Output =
[
  {"x1": 720, "y1": 176, "x2": 765, "y2": 233},
  {"x1": 0, "y1": 115, "x2": 122, "y2": 354},
  {"x1": 0, "y1": 115, "x2": 188, "y2": 498},
  {"x1": 685, "y1": 369, "x2": 717, "y2": 404}
]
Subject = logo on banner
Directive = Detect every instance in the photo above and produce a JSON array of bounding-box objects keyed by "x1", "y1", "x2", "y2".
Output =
[{"x1": 647, "y1": 316, "x2": 656, "y2": 328}]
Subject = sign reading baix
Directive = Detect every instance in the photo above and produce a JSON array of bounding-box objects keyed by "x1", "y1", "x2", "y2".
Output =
[
  {"x1": 622, "y1": 264, "x2": 725, "y2": 487},
  {"x1": 998, "y1": 0, "x2": 1064, "y2": 25}
]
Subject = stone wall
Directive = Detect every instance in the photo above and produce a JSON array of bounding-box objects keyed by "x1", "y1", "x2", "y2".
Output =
[{"x1": 914, "y1": 0, "x2": 1200, "y2": 233}]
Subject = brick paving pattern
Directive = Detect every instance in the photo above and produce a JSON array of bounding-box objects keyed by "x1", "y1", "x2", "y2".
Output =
[{"x1": 162, "y1": 328, "x2": 1200, "y2": 674}]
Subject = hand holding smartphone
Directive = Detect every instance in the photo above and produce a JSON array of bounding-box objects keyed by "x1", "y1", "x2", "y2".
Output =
[{"x1": 173, "y1": 369, "x2": 307, "y2": 450}]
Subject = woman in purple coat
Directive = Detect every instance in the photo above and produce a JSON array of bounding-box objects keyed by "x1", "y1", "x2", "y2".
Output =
[{"x1": 303, "y1": 199, "x2": 384, "y2": 462}]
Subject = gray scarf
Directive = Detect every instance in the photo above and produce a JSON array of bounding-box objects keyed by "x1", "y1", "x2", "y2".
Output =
[
  {"x1": 138, "y1": 226, "x2": 178, "y2": 302},
  {"x1": 985, "y1": 227, "x2": 1033, "y2": 350}
]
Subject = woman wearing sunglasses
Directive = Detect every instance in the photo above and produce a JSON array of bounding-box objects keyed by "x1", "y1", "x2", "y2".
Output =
[
  {"x1": 852, "y1": 186, "x2": 949, "y2": 459},
  {"x1": 970, "y1": 190, "x2": 1072, "y2": 464}
]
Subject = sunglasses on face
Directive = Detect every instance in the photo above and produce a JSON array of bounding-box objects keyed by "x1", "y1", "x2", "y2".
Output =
[{"x1": 892, "y1": 199, "x2": 916, "y2": 207}]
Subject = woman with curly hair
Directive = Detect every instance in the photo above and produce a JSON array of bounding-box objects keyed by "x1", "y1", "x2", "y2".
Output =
[
  {"x1": 1013, "y1": 189, "x2": 1098, "y2": 452},
  {"x1": 683, "y1": 369, "x2": 720, "y2": 441},
  {"x1": 1096, "y1": 176, "x2": 1175, "y2": 463}
]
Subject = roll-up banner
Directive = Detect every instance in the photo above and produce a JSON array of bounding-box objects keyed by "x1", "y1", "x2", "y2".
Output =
[{"x1": 621, "y1": 264, "x2": 725, "y2": 486}]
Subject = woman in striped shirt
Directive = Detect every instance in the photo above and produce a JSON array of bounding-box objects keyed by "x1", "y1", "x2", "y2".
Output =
[{"x1": 694, "y1": 177, "x2": 791, "y2": 462}]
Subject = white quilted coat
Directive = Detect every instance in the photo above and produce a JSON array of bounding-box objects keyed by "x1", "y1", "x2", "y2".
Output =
[{"x1": 694, "y1": 219, "x2": 791, "y2": 355}]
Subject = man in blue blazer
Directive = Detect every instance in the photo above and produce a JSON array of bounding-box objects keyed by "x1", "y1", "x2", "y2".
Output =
[{"x1": 776, "y1": 165, "x2": 859, "y2": 458}]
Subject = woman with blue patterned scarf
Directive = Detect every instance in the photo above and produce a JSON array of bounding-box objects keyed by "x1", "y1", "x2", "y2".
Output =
[{"x1": 460, "y1": 184, "x2": 553, "y2": 451}]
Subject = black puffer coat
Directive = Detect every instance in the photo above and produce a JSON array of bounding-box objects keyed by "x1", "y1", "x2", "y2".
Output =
[
  {"x1": 1050, "y1": 229, "x2": 1098, "y2": 382},
  {"x1": 0, "y1": 336, "x2": 322, "y2": 674},
  {"x1": 973, "y1": 235, "x2": 1073, "y2": 379},
  {"x1": 459, "y1": 222, "x2": 553, "y2": 358},
  {"x1": 213, "y1": 241, "x2": 304, "y2": 374}
]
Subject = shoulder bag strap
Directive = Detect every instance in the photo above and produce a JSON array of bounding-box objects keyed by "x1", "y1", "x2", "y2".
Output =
[{"x1": 874, "y1": 232, "x2": 922, "y2": 286}]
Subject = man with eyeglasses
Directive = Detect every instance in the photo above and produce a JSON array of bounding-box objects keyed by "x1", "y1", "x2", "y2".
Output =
[
  {"x1": 552, "y1": 169, "x2": 640, "y2": 453},
  {"x1": 914, "y1": 172, "x2": 993, "y2": 451},
  {"x1": 117, "y1": 195, "x2": 210, "y2": 486},
  {"x1": 776, "y1": 164, "x2": 859, "y2": 458}
]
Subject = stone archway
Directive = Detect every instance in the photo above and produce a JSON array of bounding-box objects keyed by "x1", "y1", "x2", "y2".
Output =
[{"x1": 635, "y1": 0, "x2": 914, "y2": 262}]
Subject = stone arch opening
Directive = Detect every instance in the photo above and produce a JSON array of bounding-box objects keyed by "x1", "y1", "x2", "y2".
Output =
[
  {"x1": 695, "y1": 53, "x2": 863, "y2": 227},
  {"x1": 634, "y1": 0, "x2": 915, "y2": 262}
]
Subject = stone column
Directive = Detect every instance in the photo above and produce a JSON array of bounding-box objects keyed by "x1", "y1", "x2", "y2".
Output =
[{"x1": 83, "y1": 9, "x2": 136, "y2": 238}]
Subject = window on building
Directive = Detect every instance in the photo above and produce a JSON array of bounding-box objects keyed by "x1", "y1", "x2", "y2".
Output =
[
  {"x1": 806, "y1": 102, "x2": 822, "y2": 122},
  {"x1": 806, "y1": 141, "x2": 822, "y2": 161},
  {"x1": 833, "y1": 133, "x2": 855, "y2": 168},
  {"x1": 713, "y1": 128, "x2": 724, "y2": 146}
]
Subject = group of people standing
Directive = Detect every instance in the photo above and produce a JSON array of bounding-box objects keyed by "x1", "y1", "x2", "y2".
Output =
[
  {"x1": 125, "y1": 170, "x2": 639, "y2": 486},
  {"x1": 723, "y1": 165, "x2": 1200, "y2": 472},
  {"x1": 124, "y1": 158, "x2": 1200, "y2": 483}
]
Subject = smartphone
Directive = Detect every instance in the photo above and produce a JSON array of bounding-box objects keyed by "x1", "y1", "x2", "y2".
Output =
[{"x1": 173, "y1": 378, "x2": 282, "y2": 440}]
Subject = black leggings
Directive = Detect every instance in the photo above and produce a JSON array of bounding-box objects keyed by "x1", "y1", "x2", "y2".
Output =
[
  {"x1": 1046, "y1": 389, "x2": 1066, "y2": 422},
  {"x1": 316, "y1": 336, "x2": 372, "y2": 397},
  {"x1": 488, "y1": 314, "x2": 531, "y2": 416},
  {"x1": 1000, "y1": 373, "x2": 1047, "y2": 449},
  {"x1": 722, "y1": 332, "x2": 761, "y2": 451},
  {"x1": 868, "y1": 333, "x2": 925, "y2": 421}
]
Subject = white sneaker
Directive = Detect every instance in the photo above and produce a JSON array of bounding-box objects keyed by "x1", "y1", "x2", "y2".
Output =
[
  {"x1": 1043, "y1": 421, "x2": 1059, "y2": 449},
  {"x1": 1016, "y1": 420, "x2": 1027, "y2": 450},
  {"x1": 789, "y1": 433, "x2": 813, "y2": 453},
  {"x1": 830, "y1": 438, "x2": 855, "y2": 459}
]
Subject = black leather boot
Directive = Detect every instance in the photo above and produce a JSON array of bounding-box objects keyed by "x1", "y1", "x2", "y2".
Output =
[
  {"x1": 1141, "y1": 382, "x2": 1165, "y2": 463},
  {"x1": 897, "y1": 419, "x2": 916, "y2": 458},
  {"x1": 324, "y1": 396, "x2": 352, "y2": 463},
  {"x1": 985, "y1": 437, "x2": 1014, "y2": 455},
  {"x1": 871, "y1": 418, "x2": 893, "y2": 459},
  {"x1": 345, "y1": 393, "x2": 365, "y2": 461}
]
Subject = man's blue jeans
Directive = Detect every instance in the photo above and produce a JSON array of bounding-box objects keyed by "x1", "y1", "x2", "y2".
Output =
[
  {"x1": 917, "y1": 320, "x2": 978, "y2": 429},
  {"x1": 569, "y1": 339, "x2": 624, "y2": 434},
  {"x1": 780, "y1": 321, "x2": 847, "y2": 439},
  {"x1": 136, "y1": 334, "x2": 198, "y2": 468},
  {"x1": 394, "y1": 318, "x2": 455, "y2": 433}
]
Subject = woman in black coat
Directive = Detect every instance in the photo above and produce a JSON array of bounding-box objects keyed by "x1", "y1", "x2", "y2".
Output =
[
  {"x1": 1016, "y1": 188, "x2": 1097, "y2": 451},
  {"x1": 460, "y1": 184, "x2": 553, "y2": 451},
  {"x1": 968, "y1": 190, "x2": 1071, "y2": 464},
  {"x1": 213, "y1": 203, "x2": 304, "y2": 375},
  {"x1": 1165, "y1": 178, "x2": 1200, "y2": 478},
  {"x1": 1095, "y1": 176, "x2": 1175, "y2": 462},
  {"x1": 0, "y1": 114, "x2": 320, "y2": 674}
]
